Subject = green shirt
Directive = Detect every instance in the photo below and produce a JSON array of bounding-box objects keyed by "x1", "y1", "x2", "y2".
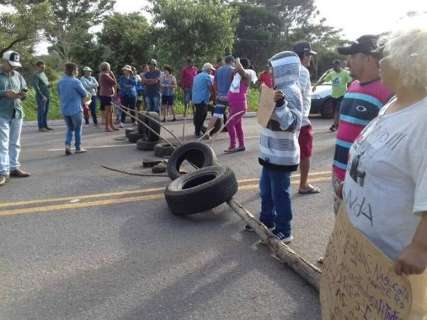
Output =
[
  {"x1": 33, "y1": 71, "x2": 50, "y2": 98},
  {"x1": 324, "y1": 69, "x2": 352, "y2": 98},
  {"x1": 0, "y1": 69, "x2": 27, "y2": 120}
]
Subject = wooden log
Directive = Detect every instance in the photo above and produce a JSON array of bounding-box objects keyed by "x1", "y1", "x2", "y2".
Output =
[{"x1": 227, "y1": 199, "x2": 321, "y2": 291}]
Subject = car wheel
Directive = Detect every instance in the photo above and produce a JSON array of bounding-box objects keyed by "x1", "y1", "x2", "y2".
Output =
[
  {"x1": 165, "y1": 166, "x2": 238, "y2": 215},
  {"x1": 320, "y1": 99, "x2": 335, "y2": 119}
]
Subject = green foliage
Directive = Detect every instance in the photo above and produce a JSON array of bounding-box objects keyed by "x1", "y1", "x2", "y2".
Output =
[
  {"x1": 0, "y1": 0, "x2": 51, "y2": 55},
  {"x1": 45, "y1": 0, "x2": 116, "y2": 61},
  {"x1": 149, "y1": 0, "x2": 238, "y2": 70},
  {"x1": 97, "y1": 13, "x2": 152, "y2": 73}
]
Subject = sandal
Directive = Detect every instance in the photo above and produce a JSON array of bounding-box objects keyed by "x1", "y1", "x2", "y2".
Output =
[
  {"x1": 224, "y1": 148, "x2": 238, "y2": 154},
  {"x1": 298, "y1": 185, "x2": 321, "y2": 195}
]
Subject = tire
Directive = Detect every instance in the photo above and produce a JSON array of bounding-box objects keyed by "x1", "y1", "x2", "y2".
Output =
[
  {"x1": 154, "y1": 142, "x2": 176, "y2": 158},
  {"x1": 142, "y1": 158, "x2": 163, "y2": 168},
  {"x1": 152, "y1": 162, "x2": 167, "y2": 174},
  {"x1": 125, "y1": 128, "x2": 134, "y2": 138},
  {"x1": 167, "y1": 142, "x2": 217, "y2": 180},
  {"x1": 165, "y1": 166, "x2": 238, "y2": 215},
  {"x1": 136, "y1": 139, "x2": 158, "y2": 151},
  {"x1": 128, "y1": 131, "x2": 145, "y2": 143},
  {"x1": 138, "y1": 112, "x2": 161, "y2": 141},
  {"x1": 320, "y1": 99, "x2": 335, "y2": 119}
]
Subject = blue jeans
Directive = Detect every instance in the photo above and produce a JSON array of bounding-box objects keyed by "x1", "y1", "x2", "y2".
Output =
[
  {"x1": 36, "y1": 95, "x2": 50, "y2": 129},
  {"x1": 64, "y1": 112, "x2": 83, "y2": 149},
  {"x1": 259, "y1": 167, "x2": 293, "y2": 235},
  {"x1": 0, "y1": 116, "x2": 23, "y2": 175},
  {"x1": 145, "y1": 95, "x2": 160, "y2": 113}
]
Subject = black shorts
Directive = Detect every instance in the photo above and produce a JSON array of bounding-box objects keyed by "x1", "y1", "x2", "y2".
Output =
[
  {"x1": 99, "y1": 96, "x2": 112, "y2": 111},
  {"x1": 162, "y1": 95, "x2": 174, "y2": 106}
]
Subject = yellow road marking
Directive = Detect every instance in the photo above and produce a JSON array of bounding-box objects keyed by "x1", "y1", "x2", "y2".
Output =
[
  {"x1": 0, "y1": 170, "x2": 331, "y2": 209},
  {"x1": 0, "y1": 176, "x2": 331, "y2": 217},
  {"x1": 0, "y1": 186, "x2": 166, "y2": 208}
]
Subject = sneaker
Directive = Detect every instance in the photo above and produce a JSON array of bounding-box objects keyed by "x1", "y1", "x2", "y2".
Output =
[
  {"x1": 46, "y1": 126, "x2": 54, "y2": 131},
  {"x1": 38, "y1": 128, "x2": 48, "y2": 132},
  {"x1": 75, "y1": 148, "x2": 87, "y2": 154},
  {"x1": 9, "y1": 169, "x2": 30, "y2": 178},
  {"x1": 273, "y1": 230, "x2": 293, "y2": 244},
  {"x1": 0, "y1": 175, "x2": 8, "y2": 186},
  {"x1": 119, "y1": 122, "x2": 124, "y2": 128},
  {"x1": 65, "y1": 146, "x2": 72, "y2": 156}
]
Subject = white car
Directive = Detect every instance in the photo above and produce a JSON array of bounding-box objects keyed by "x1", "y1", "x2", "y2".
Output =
[{"x1": 310, "y1": 83, "x2": 334, "y2": 118}]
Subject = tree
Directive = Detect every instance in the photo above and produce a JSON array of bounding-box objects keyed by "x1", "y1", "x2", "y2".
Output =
[
  {"x1": 149, "y1": 0, "x2": 238, "y2": 69},
  {"x1": 232, "y1": 3, "x2": 283, "y2": 69},
  {"x1": 97, "y1": 13, "x2": 152, "y2": 73},
  {"x1": 0, "y1": 0, "x2": 50, "y2": 55},
  {"x1": 45, "y1": 0, "x2": 115, "y2": 61}
]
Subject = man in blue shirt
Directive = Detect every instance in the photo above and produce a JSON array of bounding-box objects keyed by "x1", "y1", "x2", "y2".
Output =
[
  {"x1": 118, "y1": 65, "x2": 138, "y2": 126},
  {"x1": 192, "y1": 63, "x2": 215, "y2": 137},
  {"x1": 206, "y1": 55, "x2": 235, "y2": 135},
  {"x1": 0, "y1": 50, "x2": 30, "y2": 186},
  {"x1": 142, "y1": 59, "x2": 161, "y2": 113},
  {"x1": 57, "y1": 63, "x2": 88, "y2": 156}
]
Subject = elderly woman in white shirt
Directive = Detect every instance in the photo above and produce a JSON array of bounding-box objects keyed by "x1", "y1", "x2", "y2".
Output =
[
  {"x1": 80, "y1": 67, "x2": 99, "y2": 126},
  {"x1": 342, "y1": 23, "x2": 427, "y2": 317}
]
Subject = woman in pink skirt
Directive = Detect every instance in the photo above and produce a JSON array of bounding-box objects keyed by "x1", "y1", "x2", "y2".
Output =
[{"x1": 225, "y1": 58, "x2": 251, "y2": 153}]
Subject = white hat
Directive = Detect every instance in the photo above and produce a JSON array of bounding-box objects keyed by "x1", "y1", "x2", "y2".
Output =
[
  {"x1": 2, "y1": 50, "x2": 22, "y2": 68},
  {"x1": 122, "y1": 65, "x2": 132, "y2": 72},
  {"x1": 202, "y1": 63, "x2": 215, "y2": 71},
  {"x1": 82, "y1": 66, "x2": 93, "y2": 72}
]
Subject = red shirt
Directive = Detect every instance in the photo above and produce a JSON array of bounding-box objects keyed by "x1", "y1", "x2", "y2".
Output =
[
  {"x1": 259, "y1": 71, "x2": 273, "y2": 88},
  {"x1": 180, "y1": 66, "x2": 198, "y2": 89}
]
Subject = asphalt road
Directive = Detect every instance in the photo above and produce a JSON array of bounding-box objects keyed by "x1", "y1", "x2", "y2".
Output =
[{"x1": 0, "y1": 115, "x2": 337, "y2": 320}]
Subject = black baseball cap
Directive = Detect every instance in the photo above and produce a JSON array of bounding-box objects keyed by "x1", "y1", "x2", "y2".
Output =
[
  {"x1": 337, "y1": 35, "x2": 381, "y2": 57},
  {"x1": 293, "y1": 41, "x2": 317, "y2": 56}
]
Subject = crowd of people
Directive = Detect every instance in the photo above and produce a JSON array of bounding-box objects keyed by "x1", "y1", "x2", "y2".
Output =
[{"x1": 1, "y1": 23, "x2": 427, "y2": 312}]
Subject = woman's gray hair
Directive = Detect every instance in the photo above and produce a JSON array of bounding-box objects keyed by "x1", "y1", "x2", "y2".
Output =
[
  {"x1": 99, "y1": 62, "x2": 111, "y2": 72},
  {"x1": 382, "y1": 19, "x2": 427, "y2": 89}
]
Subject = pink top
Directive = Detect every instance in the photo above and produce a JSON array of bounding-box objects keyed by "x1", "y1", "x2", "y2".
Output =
[
  {"x1": 99, "y1": 72, "x2": 117, "y2": 97},
  {"x1": 333, "y1": 79, "x2": 393, "y2": 181},
  {"x1": 227, "y1": 74, "x2": 249, "y2": 111}
]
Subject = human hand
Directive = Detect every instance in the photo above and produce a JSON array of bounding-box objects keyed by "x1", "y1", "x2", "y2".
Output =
[
  {"x1": 5, "y1": 90, "x2": 18, "y2": 98},
  {"x1": 273, "y1": 90, "x2": 285, "y2": 104},
  {"x1": 395, "y1": 243, "x2": 427, "y2": 276}
]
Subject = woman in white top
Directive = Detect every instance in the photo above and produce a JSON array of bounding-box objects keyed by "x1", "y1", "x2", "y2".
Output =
[{"x1": 343, "y1": 23, "x2": 427, "y2": 317}]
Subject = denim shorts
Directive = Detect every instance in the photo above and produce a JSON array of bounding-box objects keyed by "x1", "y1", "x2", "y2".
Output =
[{"x1": 184, "y1": 89, "x2": 192, "y2": 104}]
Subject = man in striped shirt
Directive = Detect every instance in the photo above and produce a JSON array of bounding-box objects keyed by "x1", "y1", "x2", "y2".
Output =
[{"x1": 333, "y1": 35, "x2": 393, "y2": 211}]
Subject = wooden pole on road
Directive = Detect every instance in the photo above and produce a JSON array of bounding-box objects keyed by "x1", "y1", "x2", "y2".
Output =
[{"x1": 227, "y1": 199, "x2": 321, "y2": 291}]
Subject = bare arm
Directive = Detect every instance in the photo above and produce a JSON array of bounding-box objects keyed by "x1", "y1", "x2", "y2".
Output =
[{"x1": 395, "y1": 214, "x2": 427, "y2": 275}]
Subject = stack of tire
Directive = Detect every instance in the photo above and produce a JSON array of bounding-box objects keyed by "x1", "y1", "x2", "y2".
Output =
[
  {"x1": 164, "y1": 142, "x2": 238, "y2": 216},
  {"x1": 125, "y1": 112, "x2": 161, "y2": 151}
]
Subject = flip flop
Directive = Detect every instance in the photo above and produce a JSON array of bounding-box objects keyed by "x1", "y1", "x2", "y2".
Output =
[{"x1": 298, "y1": 186, "x2": 321, "y2": 195}]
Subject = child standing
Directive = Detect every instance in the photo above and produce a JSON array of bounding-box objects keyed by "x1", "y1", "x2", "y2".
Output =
[{"x1": 246, "y1": 51, "x2": 303, "y2": 244}]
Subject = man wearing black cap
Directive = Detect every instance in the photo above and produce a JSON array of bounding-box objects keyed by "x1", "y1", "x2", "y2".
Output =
[
  {"x1": 314, "y1": 59, "x2": 352, "y2": 131},
  {"x1": 332, "y1": 35, "x2": 393, "y2": 212},
  {"x1": 293, "y1": 41, "x2": 320, "y2": 195}
]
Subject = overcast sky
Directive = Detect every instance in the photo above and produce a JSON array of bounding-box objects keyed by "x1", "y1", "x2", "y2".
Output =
[{"x1": 35, "y1": 0, "x2": 427, "y2": 54}]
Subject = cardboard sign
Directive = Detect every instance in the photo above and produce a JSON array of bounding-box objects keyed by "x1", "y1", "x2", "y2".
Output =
[
  {"x1": 320, "y1": 206, "x2": 412, "y2": 320},
  {"x1": 257, "y1": 84, "x2": 275, "y2": 128}
]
